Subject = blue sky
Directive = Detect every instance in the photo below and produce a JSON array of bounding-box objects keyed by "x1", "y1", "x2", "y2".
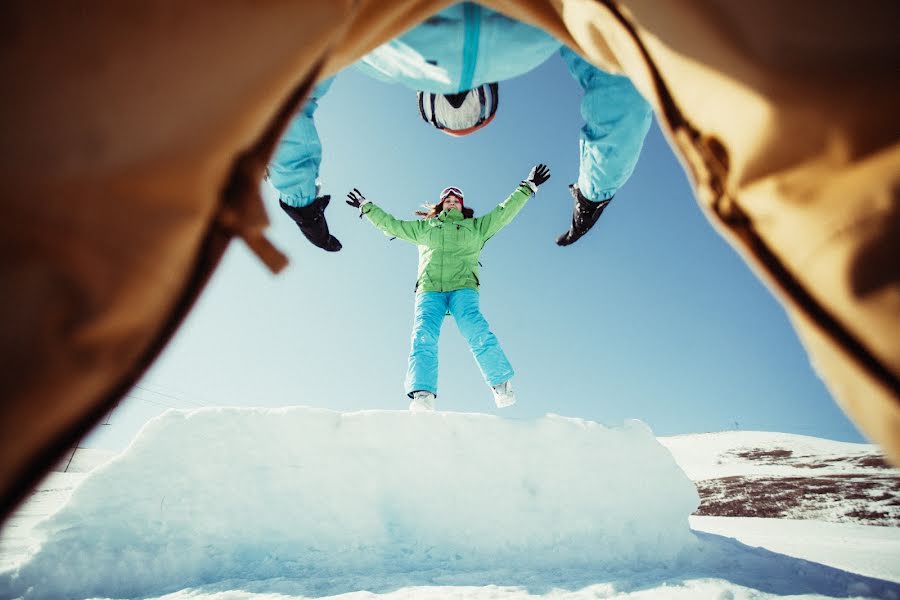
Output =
[{"x1": 84, "y1": 51, "x2": 865, "y2": 449}]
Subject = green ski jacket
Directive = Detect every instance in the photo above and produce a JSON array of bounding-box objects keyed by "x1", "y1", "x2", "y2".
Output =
[{"x1": 362, "y1": 184, "x2": 533, "y2": 293}]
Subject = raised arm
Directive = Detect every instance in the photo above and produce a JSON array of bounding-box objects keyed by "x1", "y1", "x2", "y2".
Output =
[
  {"x1": 475, "y1": 164, "x2": 551, "y2": 241},
  {"x1": 347, "y1": 189, "x2": 428, "y2": 244}
]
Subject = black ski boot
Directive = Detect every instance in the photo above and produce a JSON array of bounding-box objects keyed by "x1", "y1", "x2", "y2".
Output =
[
  {"x1": 556, "y1": 184, "x2": 612, "y2": 247},
  {"x1": 279, "y1": 196, "x2": 342, "y2": 252}
]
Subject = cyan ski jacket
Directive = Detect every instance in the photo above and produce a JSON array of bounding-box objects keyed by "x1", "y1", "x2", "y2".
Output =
[
  {"x1": 269, "y1": 2, "x2": 651, "y2": 207},
  {"x1": 362, "y1": 183, "x2": 533, "y2": 293}
]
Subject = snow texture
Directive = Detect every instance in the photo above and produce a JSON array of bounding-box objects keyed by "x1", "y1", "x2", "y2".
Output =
[{"x1": 0, "y1": 408, "x2": 699, "y2": 599}]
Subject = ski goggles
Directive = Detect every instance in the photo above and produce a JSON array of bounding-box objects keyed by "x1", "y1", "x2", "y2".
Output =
[{"x1": 439, "y1": 186, "x2": 464, "y2": 202}]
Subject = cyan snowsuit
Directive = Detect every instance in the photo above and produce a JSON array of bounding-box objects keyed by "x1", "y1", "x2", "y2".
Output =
[
  {"x1": 269, "y1": 3, "x2": 652, "y2": 207},
  {"x1": 361, "y1": 184, "x2": 533, "y2": 395}
]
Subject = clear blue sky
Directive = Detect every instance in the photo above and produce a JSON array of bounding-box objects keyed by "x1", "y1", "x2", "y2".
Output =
[{"x1": 84, "y1": 51, "x2": 866, "y2": 450}]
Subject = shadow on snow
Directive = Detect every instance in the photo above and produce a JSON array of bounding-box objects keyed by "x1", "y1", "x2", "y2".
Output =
[{"x1": 144, "y1": 531, "x2": 900, "y2": 599}]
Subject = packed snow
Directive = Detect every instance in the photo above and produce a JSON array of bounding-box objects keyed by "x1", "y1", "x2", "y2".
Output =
[
  {"x1": 691, "y1": 516, "x2": 900, "y2": 585},
  {"x1": 1, "y1": 408, "x2": 699, "y2": 599},
  {"x1": 1, "y1": 409, "x2": 898, "y2": 600}
]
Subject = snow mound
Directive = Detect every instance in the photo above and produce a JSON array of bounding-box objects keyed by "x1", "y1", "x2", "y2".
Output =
[{"x1": 1, "y1": 408, "x2": 698, "y2": 599}]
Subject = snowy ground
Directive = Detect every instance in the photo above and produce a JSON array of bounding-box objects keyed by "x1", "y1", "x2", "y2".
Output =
[
  {"x1": 660, "y1": 432, "x2": 885, "y2": 481},
  {"x1": 1, "y1": 408, "x2": 898, "y2": 600},
  {"x1": 660, "y1": 432, "x2": 900, "y2": 526}
]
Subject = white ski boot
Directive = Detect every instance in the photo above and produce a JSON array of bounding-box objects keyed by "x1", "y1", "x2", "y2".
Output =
[
  {"x1": 409, "y1": 390, "x2": 436, "y2": 412},
  {"x1": 491, "y1": 380, "x2": 516, "y2": 408}
]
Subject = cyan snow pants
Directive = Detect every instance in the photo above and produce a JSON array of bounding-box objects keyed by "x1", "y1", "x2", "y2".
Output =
[{"x1": 405, "y1": 289, "x2": 513, "y2": 396}]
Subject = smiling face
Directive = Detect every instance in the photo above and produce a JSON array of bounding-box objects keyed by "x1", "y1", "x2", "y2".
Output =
[{"x1": 441, "y1": 194, "x2": 463, "y2": 212}]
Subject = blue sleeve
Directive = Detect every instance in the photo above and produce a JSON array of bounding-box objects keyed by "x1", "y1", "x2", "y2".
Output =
[
  {"x1": 560, "y1": 47, "x2": 652, "y2": 201},
  {"x1": 267, "y1": 77, "x2": 335, "y2": 208}
]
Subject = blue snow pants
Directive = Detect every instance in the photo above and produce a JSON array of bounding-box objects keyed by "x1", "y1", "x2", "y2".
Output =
[{"x1": 406, "y1": 289, "x2": 513, "y2": 397}]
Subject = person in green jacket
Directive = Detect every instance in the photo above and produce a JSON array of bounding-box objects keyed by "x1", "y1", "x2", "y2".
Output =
[{"x1": 346, "y1": 164, "x2": 551, "y2": 411}]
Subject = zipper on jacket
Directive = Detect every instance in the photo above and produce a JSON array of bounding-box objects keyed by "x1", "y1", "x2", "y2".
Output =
[
  {"x1": 440, "y1": 223, "x2": 446, "y2": 291},
  {"x1": 459, "y1": 3, "x2": 481, "y2": 92},
  {"x1": 596, "y1": 0, "x2": 900, "y2": 399}
]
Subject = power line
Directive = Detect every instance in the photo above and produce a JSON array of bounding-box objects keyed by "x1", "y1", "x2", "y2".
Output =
[
  {"x1": 89, "y1": 385, "x2": 207, "y2": 429},
  {"x1": 123, "y1": 393, "x2": 179, "y2": 410},
  {"x1": 134, "y1": 382, "x2": 209, "y2": 408}
]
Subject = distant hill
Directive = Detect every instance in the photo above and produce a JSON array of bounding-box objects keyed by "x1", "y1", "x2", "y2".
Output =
[{"x1": 660, "y1": 431, "x2": 900, "y2": 526}]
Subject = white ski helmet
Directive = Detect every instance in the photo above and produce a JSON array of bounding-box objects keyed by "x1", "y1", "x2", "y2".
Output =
[{"x1": 417, "y1": 83, "x2": 499, "y2": 137}]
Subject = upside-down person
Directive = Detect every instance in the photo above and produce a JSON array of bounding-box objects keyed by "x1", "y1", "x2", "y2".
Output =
[{"x1": 269, "y1": 2, "x2": 650, "y2": 252}]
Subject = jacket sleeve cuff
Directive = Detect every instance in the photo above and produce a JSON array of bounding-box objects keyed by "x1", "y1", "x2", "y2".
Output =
[{"x1": 521, "y1": 181, "x2": 538, "y2": 194}]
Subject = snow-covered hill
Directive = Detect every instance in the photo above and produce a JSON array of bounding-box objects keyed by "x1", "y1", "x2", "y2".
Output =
[
  {"x1": 660, "y1": 432, "x2": 900, "y2": 526},
  {"x1": 1, "y1": 410, "x2": 898, "y2": 600}
]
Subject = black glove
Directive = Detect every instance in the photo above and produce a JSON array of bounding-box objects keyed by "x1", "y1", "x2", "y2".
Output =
[
  {"x1": 346, "y1": 188, "x2": 371, "y2": 218},
  {"x1": 279, "y1": 196, "x2": 342, "y2": 252},
  {"x1": 523, "y1": 163, "x2": 551, "y2": 190},
  {"x1": 556, "y1": 184, "x2": 612, "y2": 247}
]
